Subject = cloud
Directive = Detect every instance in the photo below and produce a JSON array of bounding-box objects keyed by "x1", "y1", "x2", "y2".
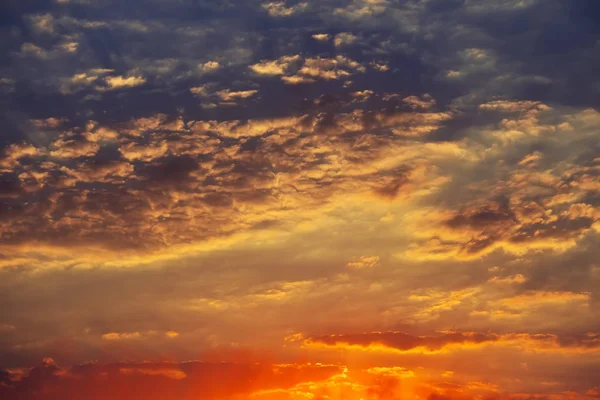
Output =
[
  {"x1": 281, "y1": 75, "x2": 315, "y2": 84},
  {"x1": 262, "y1": 2, "x2": 308, "y2": 17},
  {"x1": 347, "y1": 255, "x2": 380, "y2": 269},
  {"x1": 493, "y1": 291, "x2": 591, "y2": 310},
  {"x1": 60, "y1": 69, "x2": 114, "y2": 93},
  {"x1": 1, "y1": 2, "x2": 600, "y2": 394},
  {"x1": 119, "y1": 366, "x2": 187, "y2": 380},
  {"x1": 0, "y1": 91, "x2": 459, "y2": 268},
  {"x1": 488, "y1": 274, "x2": 527, "y2": 284},
  {"x1": 103, "y1": 75, "x2": 147, "y2": 90},
  {"x1": 101, "y1": 332, "x2": 142, "y2": 341},
  {"x1": 464, "y1": 0, "x2": 540, "y2": 13},
  {"x1": 379, "y1": 212, "x2": 394, "y2": 222},
  {"x1": 165, "y1": 331, "x2": 179, "y2": 338},
  {"x1": 333, "y1": 0, "x2": 388, "y2": 21},
  {"x1": 20, "y1": 43, "x2": 47, "y2": 58},
  {"x1": 399, "y1": 103, "x2": 600, "y2": 260},
  {"x1": 304, "y1": 330, "x2": 600, "y2": 354},
  {"x1": 27, "y1": 13, "x2": 56, "y2": 34},
  {"x1": 215, "y1": 89, "x2": 258, "y2": 101},
  {"x1": 365, "y1": 366, "x2": 414, "y2": 378},
  {"x1": 296, "y1": 56, "x2": 366, "y2": 80},
  {"x1": 0, "y1": 360, "x2": 344, "y2": 400},
  {"x1": 250, "y1": 55, "x2": 302, "y2": 76},
  {"x1": 250, "y1": 55, "x2": 367, "y2": 83},
  {"x1": 0, "y1": 144, "x2": 40, "y2": 173},
  {"x1": 49, "y1": 133, "x2": 99, "y2": 158},
  {"x1": 334, "y1": 32, "x2": 358, "y2": 47},
  {"x1": 312, "y1": 33, "x2": 331, "y2": 41},
  {"x1": 6, "y1": 359, "x2": 563, "y2": 400},
  {"x1": 198, "y1": 61, "x2": 221, "y2": 73},
  {"x1": 403, "y1": 94, "x2": 436, "y2": 110}
]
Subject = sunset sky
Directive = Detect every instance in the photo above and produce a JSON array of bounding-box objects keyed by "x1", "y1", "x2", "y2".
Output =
[{"x1": 1, "y1": 0, "x2": 600, "y2": 399}]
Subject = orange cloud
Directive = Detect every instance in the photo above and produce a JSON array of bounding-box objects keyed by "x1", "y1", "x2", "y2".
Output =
[
  {"x1": 101, "y1": 332, "x2": 142, "y2": 341},
  {"x1": 304, "y1": 330, "x2": 600, "y2": 354},
  {"x1": 0, "y1": 360, "x2": 344, "y2": 400},
  {"x1": 492, "y1": 291, "x2": 590, "y2": 311},
  {"x1": 262, "y1": 2, "x2": 308, "y2": 17},
  {"x1": 0, "y1": 143, "x2": 40, "y2": 173},
  {"x1": 250, "y1": 55, "x2": 368, "y2": 84},
  {"x1": 119, "y1": 366, "x2": 187, "y2": 380},
  {"x1": 347, "y1": 255, "x2": 380, "y2": 269},
  {"x1": 0, "y1": 93, "x2": 456, "y2": 269},
  {"x1": 0, "y1": 358, "x2": 598, "y2": 400},
  {"x1": 103, "y1": 75, "x2": 146, "y2": 89},
  {"x1": 488, "y1": 274, "x2": 527, "y2": 284},
  {"x1": 398, "y1": 105, "x2": 600, "y2": 260}
]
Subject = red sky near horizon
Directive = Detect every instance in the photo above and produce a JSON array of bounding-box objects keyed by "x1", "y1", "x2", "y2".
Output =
[{"x1": 1, "y1": 0, "x2": 599, "y2": 399}]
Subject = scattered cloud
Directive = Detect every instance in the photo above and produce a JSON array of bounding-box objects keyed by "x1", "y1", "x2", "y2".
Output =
[
  {"x1": 312, "y1": 33, "x2": 331, "y2": 41},
  {"x1": 305, "y1": 330, "x2": 600, "y2": 354},
  {"x1": 165, "y1": 331, "x2": 179, "y2": 338},
  {"x1": 2, "y1": 1, "x2": 600, "y2": 396},
  {"x1": 262, "y1": 2, "x2": 308, "y2": 17},
  {"x1": 103, "y1": 75, "x2": 147, "y2": 90},
  {"x1": 347, "y1": 256, "x2": 380, "y2": 269},
  {"x1": 198, "y1": 61, "x2": 221, "y2": 73},
  {"x1": 101, "y1": 332, "x2": 142, "y2": 341},
  {"x1": 215, "y1": 89, "x2": 258, "y2": 101},
  {"x1": 334, "y1": 32, "x2": 358, "y2": 47},
  {"x1": 250, "y1": 55, "x2": 301, "y2": 76}
]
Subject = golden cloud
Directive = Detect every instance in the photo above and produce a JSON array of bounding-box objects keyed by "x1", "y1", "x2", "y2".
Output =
[
  {"x1": 101, "y1": 332, "x2": 142, "y2": 341},
  {"x1": 347, "y1": 255, "x2": 380, "y2": 269},
  {"x1": 103, "y1": 75, "x2": 147, "y2": 89},
  {"x1": 304, "y1": 330, "x2": 600, "y2": 354},
  {"x1": 0, "y1": 93, "x2": 456, "y2": 269}
]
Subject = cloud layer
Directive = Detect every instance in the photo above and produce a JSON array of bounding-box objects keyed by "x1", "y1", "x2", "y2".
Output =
[{"x1": 1, "y1": 0, "x2": 599, "y2": 398}]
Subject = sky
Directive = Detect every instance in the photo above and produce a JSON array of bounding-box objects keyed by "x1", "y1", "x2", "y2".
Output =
[{"x1": 0, "y1": 0, "x2": 600, "y2": 399}]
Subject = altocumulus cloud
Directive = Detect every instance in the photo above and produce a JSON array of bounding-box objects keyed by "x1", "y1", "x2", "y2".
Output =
[{"x1": 0, "y1": 0, "x2": 599, "y2": 399}]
